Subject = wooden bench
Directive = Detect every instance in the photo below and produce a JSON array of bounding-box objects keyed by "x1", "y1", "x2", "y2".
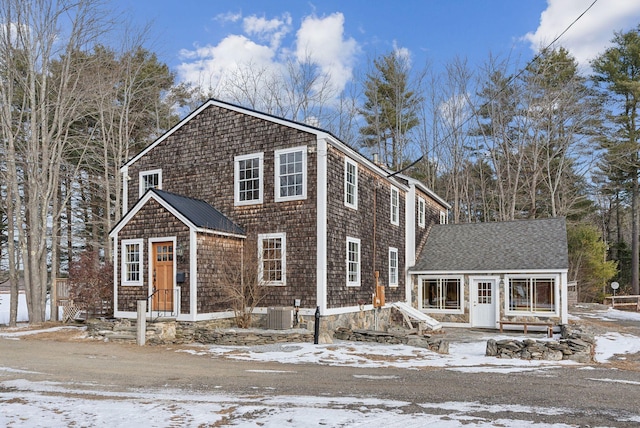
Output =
[{"x1": 499, "y1": 320, "x2": 554, "y2": 337}]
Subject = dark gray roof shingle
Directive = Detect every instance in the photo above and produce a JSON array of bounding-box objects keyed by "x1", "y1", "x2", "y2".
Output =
[
  {"x1": 152, "y1": 189, "x2": 245, "y2": 236},
  {"x1": 412, "y1": 217, "x2": 568, "y2": 272}
]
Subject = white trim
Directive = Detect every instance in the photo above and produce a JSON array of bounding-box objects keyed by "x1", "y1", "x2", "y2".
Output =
[
  {"x1": 560, "y1": 271, "x2": 568, "y2": 325},
  {"x1": 139, "y1": 169, "x2": 162, "y2": 198},
  {"x1": 504, "y1": 274, "x2": 561, "y2": 317},
  {"x1": 469, "y1": 275, "x2": 500, "y2": 328},
  {"x1": 418, "y1": 197, "x2": 426, "y2": 228},
  {"x1": 189, "y1": 229, "x2": 198, "y2": 321},
  {"x1": 234, "y1": 152, "x2": 264, "y2": 206},
  {"x1": 258, "y1": 232, "x2": 287, "y2": 286},
  {"x1": 147, "y1": 236, "x2": 177, "y2": 290},
  {"x1": 274, "y1": 146, "x2": 307, "y2": 202},
  {"x1": 112, "y1": 236, "x2": 119, "y2": 313},
  {"x1": 122, "y1": 165, "x2": 129, "y2": 217},
  {"x1": 410, "y1": 269, "x2": 568, "y2": 276},
  {"x1": 440, "y1": 211, "x2": 447, "y2": 225},
  {"x1": 389, "y1": 247, "x2": 399, "y2": 287},
  {"x1": 417, "y1": 274, "x2": 464, "y2": 315},
  {"x1": 121, "y1": 239, "x2": 143, "y2": 286},
  {"x1": 344, "y1": 157, "x2": 358, "y2": 210},
  {"x1": 346, "y1": 237, "x2": 361, "y2": 287},
  {"x1": 317, "y1": 137, "x2": 328, "y2": 314},
  {"x1": 390, "y1": 185, "x2": 399, "y2": 226}
]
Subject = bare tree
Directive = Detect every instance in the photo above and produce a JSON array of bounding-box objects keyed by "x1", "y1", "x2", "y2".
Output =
[{"x1": 0, "y1": 0, "x2": 111, "y2": 324}]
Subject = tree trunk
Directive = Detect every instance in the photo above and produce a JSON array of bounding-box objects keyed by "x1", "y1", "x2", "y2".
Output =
[{"x1": 632, "y1": 177, "x2": 639, "y2": 295}]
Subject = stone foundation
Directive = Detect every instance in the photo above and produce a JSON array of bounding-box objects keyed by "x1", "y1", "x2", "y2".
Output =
[
  {"x1": 485, "y1": 324, "x2": 595, "y2": 363},
  {"x1": 334, "y1": 327, "x2": 449, "y2": 354}
]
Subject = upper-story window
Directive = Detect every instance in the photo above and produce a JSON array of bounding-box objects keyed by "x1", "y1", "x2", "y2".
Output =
[
  {"x1": 389, "y1": 247, "x2": 399, "y2": 287},
  {"x1": 346, "y1": 237, "x2": 361, "y2": 287},
  {"x1": 418, "y1": 197, "x2": 426, "y2": 228},
  {"x1": 275, "y1": 146, "x2": 307, "y2": 202},
  {"x1": 139, "y1": 169, "x2": 162, "y2": 197},
  {"x1": 122, "y1": 239, "x2": 143, "y2": 286},
  {"x1": 235, "y1": 153, "x2": 264, "y2": 205},
  {"x1": 390, "y1": 186, "x2": 399, "y2": 225},
  {"x1": 258, "y1": 233, "x2": 286, "y2": 286},
  {"x1": 440, "y1": 211, "x2": 448, "y2": 225},
  {"x1": 344, "y1": 158, "x2": 358, "y2": 209}
]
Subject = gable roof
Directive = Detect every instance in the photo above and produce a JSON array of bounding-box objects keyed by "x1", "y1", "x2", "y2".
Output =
[
  {"x1": 412, "y1": 217, "x2": 568, "y2": 272},
  {"x1": 109, "y1": 188, "x2": 245, "y2": 238},
  {"x1": 152, "y1": 189, "x2": 245, "y2": 235},
  {"x1": 121, "y1": 98, "x2": 409, "y2": 191}
]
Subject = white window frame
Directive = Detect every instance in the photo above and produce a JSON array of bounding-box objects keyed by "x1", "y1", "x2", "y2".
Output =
[
  {"x1": 389, "y1": 247, "x2": 399, "y2": 287},
  {"x1": 139, "y1": 169, "x2": 162, "y2": 197},
  {"x1": 274, "y1": 146, "x2": 307, "y2": 202},
  {"x1": 440, "y1": 211, "x2": 447, "y2": 225},
  {"x1": 344, "y1": 158, "x2": 358, "y2": 209},
  {"x1": 419, "y1": 275, "x2": 464, "y2": 314},
  {"x1": 258, "y1": 233, "x2": 286, "y2": 286},
  {"x1": 234, "y1": 152, "x2": 264, "y2": 206},
  {"x1": 504, "y1": 274, "x2": 560, "y2": 316},
  {"x1": 346, "y1": 237, "x2": 361, "y2": 287},
  {"x1": 418, "y1": 197, "x2": 426, "y2": 228},
  {"x1": 390, "y1": 186, "x2": 399, "y2": 225},
  {"x1": 121, "y1": 238, "x2": 143, "y2": 286}
]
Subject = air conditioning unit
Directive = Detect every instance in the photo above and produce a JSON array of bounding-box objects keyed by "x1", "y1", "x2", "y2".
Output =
[{"x1": 267, "y1": 307, "x2": 294, "y2": 330}]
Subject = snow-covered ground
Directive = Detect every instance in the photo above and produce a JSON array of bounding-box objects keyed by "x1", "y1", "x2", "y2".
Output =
[{"x1": 2, "y1": 298, "x2": 640, "y2": 427}]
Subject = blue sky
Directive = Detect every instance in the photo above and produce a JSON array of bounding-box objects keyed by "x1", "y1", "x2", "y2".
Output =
[{"x1": 112, "y1": 0, "x2": 640, "y2": 97}]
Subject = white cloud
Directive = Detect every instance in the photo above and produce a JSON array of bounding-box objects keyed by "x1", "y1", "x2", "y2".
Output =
[
  {"x1": 524, "y1": 0, "x2": 640, "y2": 68},
  {"x1": 214, "y1": 12, "x2": 242, "y2": 24},
  {"x1": 177, "y1": 12, "x2": 359, "y2": 107},
  {"x1": 295, "y1": 13, "x2": 359, "y2": 94}
]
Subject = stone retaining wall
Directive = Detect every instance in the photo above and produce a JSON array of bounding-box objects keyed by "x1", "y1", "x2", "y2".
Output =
[
  {"x1": 485, "y1": 324, "x2": 595, "y2": 363},
  {"x1": 334, "y1": 327, "x2": 449, "y2": 354}
]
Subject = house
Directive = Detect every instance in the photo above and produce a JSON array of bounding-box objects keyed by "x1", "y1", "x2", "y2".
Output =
[
  {"x1": 109, "y1": 98, "x2": 569, "y2": 333},
  {"x1": 109, "y1": 99, "x2": 450, "y2": 327},
  {"x1": 410, "y1": 218, "x2": 569, "y2": 331}
]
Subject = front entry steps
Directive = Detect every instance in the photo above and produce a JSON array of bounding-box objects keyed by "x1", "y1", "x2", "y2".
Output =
[{"x1": 391, "y1": 301, "x2": 442, "y2": 332}]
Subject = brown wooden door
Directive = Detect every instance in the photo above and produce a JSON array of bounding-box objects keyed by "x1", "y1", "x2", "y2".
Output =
[{"x1": 152, "y1": 242, "x2": 174, "y2": 312}]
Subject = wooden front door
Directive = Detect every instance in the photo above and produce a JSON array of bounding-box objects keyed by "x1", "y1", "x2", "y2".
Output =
[{"x1": 152, "y1": 242, "x2": 174, "y2": 312}]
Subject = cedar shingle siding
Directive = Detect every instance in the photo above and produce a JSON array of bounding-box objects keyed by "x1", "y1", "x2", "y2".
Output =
[{"x1": 127, "y1": 104, "x2": 318, "y2": 309}]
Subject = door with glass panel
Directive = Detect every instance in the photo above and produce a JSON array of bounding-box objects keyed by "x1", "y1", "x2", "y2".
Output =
[{"x1": 471, "y1": 278, "x2": 496, "y2": 328}]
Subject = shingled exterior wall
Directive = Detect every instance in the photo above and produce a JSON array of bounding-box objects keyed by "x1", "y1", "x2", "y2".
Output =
[
  {"x1": 325, "y1": 146, "x2": 406, "y2": 308},
  {"x1": 116, "y1": 199, "x2": 190, "y2": 314},
  {"x1": 126, "y1": 104, "x2": 318, "y2": 309}
]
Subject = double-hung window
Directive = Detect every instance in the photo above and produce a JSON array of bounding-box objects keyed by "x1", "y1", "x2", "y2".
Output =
[
  {"x1": 421, "y1": 276, "x2": 463, "y2": 312},
  {"x1": 275, "y1": 147, "x2": 306, "y2": 202},
  {"x1": 346, "y1": 237, "x2": 361, "y2": 287},
  {"x1": 418, "y1": 197, "x2": 426, "y2": 228},
  {"x1": 390, "y1": 186, "x2": 399, "y2": 225},
  {"x1": 235, "y1": 153, "x2": 264, "y2": 205},
  {"x1": 122, "y1": 239, "x2": 143, "y2": 286},
  {"x1": 507, "y1": 277, "x2": 556, "y2": 314},
  {"x1": 258, "y1": 233, "x2": 286, "y2": 286},
  {"x1": 139, "y1": 169, "x2": 162, "y2": 197},
  {"x1": 440, "y1": 211, "x2": 448, "y2": 225},
  {"x1": 389, "y1": 247, "x2": 398, "y2": 287},
  {"x1": 345, "y1": 159, "x2": 358, "y2": 209}
]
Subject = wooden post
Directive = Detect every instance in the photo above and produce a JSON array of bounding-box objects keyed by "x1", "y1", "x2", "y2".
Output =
[{"x1": 137, "y1": 300, "x2": 146, "y2": 346}]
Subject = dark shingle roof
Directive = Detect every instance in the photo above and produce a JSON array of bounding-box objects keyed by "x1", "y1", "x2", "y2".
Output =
[
  {"x1": 152, "y1": 189, "x2": 245, "y2": 236},
  {"x1": 412, "y1": 217, "x2": 568, "y2": 272}
]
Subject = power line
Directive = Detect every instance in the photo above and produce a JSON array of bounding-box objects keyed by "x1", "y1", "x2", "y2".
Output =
[{"x1": 388, "y1": 0, "x2": 599, "y2": 178}]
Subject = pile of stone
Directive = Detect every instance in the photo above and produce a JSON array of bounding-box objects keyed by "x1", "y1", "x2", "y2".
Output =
[
  {"x1": 485, "y1": 328, "x2": 594, "y2": 363},
  {"x1": 192, "y1": 328, "x2": 314, "y2": 346},
  {"x1": 334, "y1": 327, "x2": 449, "y2": 354}
]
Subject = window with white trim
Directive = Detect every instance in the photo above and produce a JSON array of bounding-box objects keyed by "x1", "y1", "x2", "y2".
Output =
[
  {"x1": 275, "y1": 146, "x2": 307, "y2": 201},
  {"x1": 139, "y1": 169, "x2": 162, "y2": 197},
  {"x1": 346, "y1": 237, "x2": 361, "y2": 287},
  {"x1": 344, "y1": 158, "x2": 358, "y2": 209},
  {"x1": 390, "y1": 186, "x2": 399, "y2": 225},
  {"x1": 235, "y1": 152, "x2": 264, "y2": 205},
  {"x1": 440, "y1": 211, "x2": 447, "y2": 224},
  {"x1": 258, "y1": 233, "x2": 286, "y2": 286},
  {"x1": 389, "y1": 247, "x2": 398, "y2": 287},
  {"x1": 507, "y1": 276, "x2": 556, "y2": 314},
  {"x1": 122, "y1": 239, "x2": 143, "y2": 286},
  {"x1": 421, "y1": 276, "x2": 463, "y2": 312},
  {"x1": 418, "y1": 197, "x2": 426, "y2": 228}
]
